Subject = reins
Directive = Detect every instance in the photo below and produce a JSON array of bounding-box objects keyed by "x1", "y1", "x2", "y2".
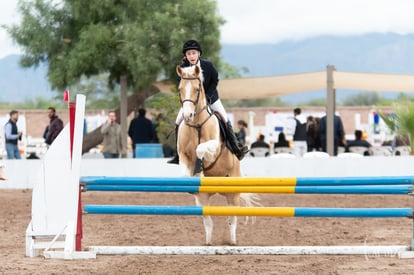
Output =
[{"x1": 179, "y1": 75, "x2": 223, "y2": 174}]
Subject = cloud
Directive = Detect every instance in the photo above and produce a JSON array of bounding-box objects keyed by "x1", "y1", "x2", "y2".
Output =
[
  {"x1": 217, "y1": 0, "x2": 414, "y2": 44},
  {"x1": 0, "y1": 0, "x2": 21, "y2": 58}
]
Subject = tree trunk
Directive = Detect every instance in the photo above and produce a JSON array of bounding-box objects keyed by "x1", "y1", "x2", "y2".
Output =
[{"x1": 82, "y1": 86, "x2": 160, "y2": 154}]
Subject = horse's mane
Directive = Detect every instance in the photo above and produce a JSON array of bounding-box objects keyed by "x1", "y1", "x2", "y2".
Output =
[{"x1": 180, "y1": 65, "x2": 204, "y2": 83}]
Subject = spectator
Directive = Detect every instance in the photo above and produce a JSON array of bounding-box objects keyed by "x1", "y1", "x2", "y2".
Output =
[
  {"x1": 251, "y1": 134, "x2": 270, "y2": 149},
  {"x1": 318, "y1": 113, "x2": 345, "y2": 156},
  {"x1": 306, "y1": 115, "x2": 319, "y2": 152},
  {"x1": 286, "y1": 107, "x2": 307, "y2": 157},
  {"x1": 274, "y1": 132, "x2": 290, "y2": 148},
  {"x1": 101, "y1": 111, "x2": 125, "y2": 159},
  {"x1": 236, "y1": 120, "x2": 248, "y2": 147},
  {"x1": 128, "y1": 108, "x2": 155, "y2": 158},
  {"x1": 46, "y1": 107, "x2": 64, "y2": 146},
  {"x1": 345, "y1": 130, "x2": 372, "y2": 155},
  {"x1": 250, "y1": 134, "x2": 270, "y2": 157},
  {"x1": 4, "y1": 110, "x2": 22, "y2": 159},
  {"x1": 43, "y1": 125, "x2": 49, "y2": 141}
]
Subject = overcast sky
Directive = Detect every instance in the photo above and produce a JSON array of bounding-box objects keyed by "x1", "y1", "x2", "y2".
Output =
[{"x1": 2, "y1": 0, "x2": 414, "y2": 58}]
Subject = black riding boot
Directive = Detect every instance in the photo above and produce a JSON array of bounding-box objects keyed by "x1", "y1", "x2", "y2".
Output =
[
  {"x1": 167, "y1": 127, "x2": 179, "y2": 164},
  {"x1": 226, "y1": 121, "x2": 248, "y2": 160}
]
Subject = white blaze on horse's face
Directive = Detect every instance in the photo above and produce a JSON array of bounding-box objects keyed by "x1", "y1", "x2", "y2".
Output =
[{"x1": 182, "y1": 81, "x2": 194, "y2": 122}]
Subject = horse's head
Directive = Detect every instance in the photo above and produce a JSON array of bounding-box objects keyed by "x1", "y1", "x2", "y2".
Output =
[{"x1": 176, "y1": 65, "x2": 205, "y2": 123}]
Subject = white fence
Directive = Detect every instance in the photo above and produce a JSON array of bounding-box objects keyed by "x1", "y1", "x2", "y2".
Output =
[{"x1": 1, "y1": 156, "x2": 414, "y2": 189}]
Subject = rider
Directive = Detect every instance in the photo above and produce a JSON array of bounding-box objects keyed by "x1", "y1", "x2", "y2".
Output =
[{"x1": 167, "y1": 39, "x2": 248, "y2": 164}]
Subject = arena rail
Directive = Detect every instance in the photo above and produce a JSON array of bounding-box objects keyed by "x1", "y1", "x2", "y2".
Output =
[{"x1": 25, "y1": 94, "x2": 414, "y2": 259}]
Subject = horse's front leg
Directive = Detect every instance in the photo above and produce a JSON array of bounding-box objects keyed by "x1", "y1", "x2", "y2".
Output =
[
  {"x1": 196, "y1": 140, "x2": 219, "y2": 162},
  {"x1": 194, "y1": 193, "x2": 213, "y2": 245},
  {"x1": 225, "y1": 193, "x2": 241, "y2": 245}
]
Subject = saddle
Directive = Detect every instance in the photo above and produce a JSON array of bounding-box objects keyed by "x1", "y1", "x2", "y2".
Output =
[{"x1": 214, "y1": 112, "x2": 232, "y2": 151}]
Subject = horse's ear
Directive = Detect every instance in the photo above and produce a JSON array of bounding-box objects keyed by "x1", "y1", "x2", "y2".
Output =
[
  {"x1": 194, "y1": 65, "x2": 200, "y2": 76},
  {"x1": 176, "y1": 66, "x2": 183, "y2": 77}
]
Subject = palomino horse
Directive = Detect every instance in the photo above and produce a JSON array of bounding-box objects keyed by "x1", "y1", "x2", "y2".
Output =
[{"x1": 176, "y1": 65, "x2": 260, "y2": 245}]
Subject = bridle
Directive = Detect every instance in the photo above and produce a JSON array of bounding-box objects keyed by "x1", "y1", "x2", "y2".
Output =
[
  {"x1": 178, "y1": 75, "x2": 224, "y2": 174},
  {"x1": 179, "y1": 76, "x2": 203, "y2": 112},
  {"x1": 179, "y1": 76, "x2": 212, "y2": 132}
]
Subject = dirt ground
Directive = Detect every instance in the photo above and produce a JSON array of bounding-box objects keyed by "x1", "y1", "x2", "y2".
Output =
[{"x1": 2, "y1": 189, "x2": 414, "y2": 275}]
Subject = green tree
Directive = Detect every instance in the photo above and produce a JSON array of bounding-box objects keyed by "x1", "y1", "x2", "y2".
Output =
[
  {"x1": 70, "y1": 74, "x2": 121, "y2": 110},
  {"x1": 378, "y1": 103, "x2": 414, "y2": 155},
  {"x1": 342, "y1": 92, "x2": 383, "y2": 106},
  {"x1": 145, "y1": 92, "x2": 181, "y2": 150},
  {"x1": 6, "y1": 0, "x2": 224, "y2": 153}
]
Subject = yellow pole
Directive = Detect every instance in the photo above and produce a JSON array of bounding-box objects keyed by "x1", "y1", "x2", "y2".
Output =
[
  {"x1": 200, "y1": 177, "x2": 297, "y2": 186},
  {"x1": 203, "y1": 206, "x2": 295, "y2": 216},
  {"x1": 199, "y1": 186, "x2": 296, "y2": 193}
]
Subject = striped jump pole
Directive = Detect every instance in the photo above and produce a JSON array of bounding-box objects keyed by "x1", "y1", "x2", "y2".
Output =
[
  {"x1": 82, "y1": 184, "x2": 413, "y2": 195},
  {"x1": 80, "y1": 176, "x2": 414, "y2": 186},
  {"x1": 83, "y1": 205, "x2": 414, "y2": 218}
]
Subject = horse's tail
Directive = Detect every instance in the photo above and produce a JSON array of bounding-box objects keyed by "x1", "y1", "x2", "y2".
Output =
[{"x1": 239, "y1": 193, "x2": 262, "y2": 225}]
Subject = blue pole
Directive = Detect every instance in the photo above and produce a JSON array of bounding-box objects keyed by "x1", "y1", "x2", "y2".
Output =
[
  {"x1": 84, "y1": 205, "x2": 203, "y2": 215},
  {"x1": 294, "y1": 185, "x2": 412, "y2": 195},
  {"x1": 296, "y1": 176, "x2": 414, "y2": 186},
  {"x1": 81, "y1": 176, "x2": 201, "y2": 186},
  {"x1": 295, "y1": 208, "x2": 413, "y2": 218},
  {"x1": 84, "y1": 185, "x2": 200, "y2": 192}
]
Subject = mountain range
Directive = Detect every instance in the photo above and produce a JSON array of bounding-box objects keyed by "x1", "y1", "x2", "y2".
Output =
[{"x1": 2, "y1": 33, "x2": 414, "y2": 103}]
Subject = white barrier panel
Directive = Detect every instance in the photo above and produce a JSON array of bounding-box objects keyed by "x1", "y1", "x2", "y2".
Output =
[{"x1": 2, "y1": 156, "x2": 414, "y2": 189}]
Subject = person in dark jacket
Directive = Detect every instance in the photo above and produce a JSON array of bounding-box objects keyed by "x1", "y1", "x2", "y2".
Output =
[
  {"x1": 128, "y1": 108, "x2": 155, "y2": 158},
  {"x1": 318, "y1": 113, "x2": 345, "y2": 156},
  {"x1": 345, "y1": 130, "x2": 372, "y2": 155},
  {"x1": 274, "y1": 132, "x2": 290, "y2": 148},
  {"x1": 46, "y1": 107, "x2": 64, "y2": 146},
  {"x1": 236, "y1": 120, "x2": 248, "y2": 147},
  {"x1": 250, "y1": 134, "x2": 270, "y2": 149},
  {"x1": 167, "y1": 40, "x2": 248, "y2": 164}
]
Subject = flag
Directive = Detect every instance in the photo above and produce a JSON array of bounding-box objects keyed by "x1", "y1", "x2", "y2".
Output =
[{"x1": 63, "y1": 90, "x2": 70, "y2": 102}]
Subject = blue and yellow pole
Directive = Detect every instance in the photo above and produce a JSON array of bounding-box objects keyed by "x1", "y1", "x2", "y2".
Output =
[
  {"x1": 84, "y1": 184, "x2": 412, "y2": 195},
  {"x1": 83, "y1": 205, "x2": 413, "y2": 218},
  {"x1": 80, "y1": 176, "x2": 414, "y2": 186}
]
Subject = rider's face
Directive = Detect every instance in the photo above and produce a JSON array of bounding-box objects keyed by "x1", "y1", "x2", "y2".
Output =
[{"x1": 185, "y1": 50, "x2": 200, "y2": 65}]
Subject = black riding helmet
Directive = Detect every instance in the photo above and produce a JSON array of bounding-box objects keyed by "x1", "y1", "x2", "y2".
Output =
[{"x1": 182, "y1": 40, "x2": 202, "y2": 55}]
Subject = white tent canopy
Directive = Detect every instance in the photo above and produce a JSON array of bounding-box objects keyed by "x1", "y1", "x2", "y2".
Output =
[{"x1": 218, "y1": 70, "x2": 414, "y2": 99}]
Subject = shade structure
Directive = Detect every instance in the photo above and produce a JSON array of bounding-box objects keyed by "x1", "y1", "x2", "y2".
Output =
[
  {"x1": 217, "y1": 70, "x2": 414, "y2": 99},
  {"x1": 218, "y1": 71, "x2": 326, "y2": 99}
]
